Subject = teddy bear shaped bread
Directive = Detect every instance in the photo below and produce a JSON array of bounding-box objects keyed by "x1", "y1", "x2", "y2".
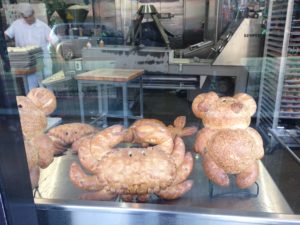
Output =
[
  {"x1": 16, "y1": 88, "x2": 57, "y2": 189},
  {"x1": 192, "y1": 91, "x2": 264, "y2": 189},
  {"x1": 17, "y1": 88, "x2": 98, "y2": 189}
]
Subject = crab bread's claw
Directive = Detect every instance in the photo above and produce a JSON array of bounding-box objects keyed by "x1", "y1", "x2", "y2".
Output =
[
  {"x1": 156, "y1": 180, "x2": 193, "y2": 200},
  {"x1": 167, "y1": 116, "x2": 197, "y2": 139},
  {"x1": 156, "y1": 139, "x2": 194, "y2": 200},
  {"x1": 70, "y1": 162, "x2": 106, "y2": 191},
  {"x1": 47, "y1": 123, "x2": 97, "y2": 155}
]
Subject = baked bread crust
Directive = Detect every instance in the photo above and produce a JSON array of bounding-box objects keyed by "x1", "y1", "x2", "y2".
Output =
[
  {"x1": 17, "y1": 88, "x2": 57, "y2": 189},
  {"x1": 16, "y1": 96, "x2": 47, "y2": 138},
  {"x1": 192, "y1": 92, "x2": 257, "y2": 129},
  {"x1": 27, "y1": 87, "x2": 57, "y2": 116},
  {"x1": 192, "y1": 92, "x2": 264, "y2": 189}
]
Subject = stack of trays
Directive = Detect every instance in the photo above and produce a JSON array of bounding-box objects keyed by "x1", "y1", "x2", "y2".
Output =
[
  {"x1": 281, "y1": 75, "x2": 300, "y2": 118},
  {"x1": 7, "y1": 46, "x2": 43, "y2": 75}
]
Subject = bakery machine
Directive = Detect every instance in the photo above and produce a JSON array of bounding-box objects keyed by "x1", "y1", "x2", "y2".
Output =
[
  {"x1": 126, "y1": 4, "x2": 173, "y2": 48},
  {"x1": 51, "y1": 0, "x2": 263, "y2": 101}
]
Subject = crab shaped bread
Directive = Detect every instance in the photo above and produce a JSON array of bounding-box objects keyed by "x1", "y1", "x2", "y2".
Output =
[{"x1": 70, "y1": 119, "x2": 194, "y2": 202}]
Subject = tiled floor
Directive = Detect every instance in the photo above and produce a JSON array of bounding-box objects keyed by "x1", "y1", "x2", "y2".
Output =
[{"x1": 55, "y1": 88, "x2": 300, "y2": 214}]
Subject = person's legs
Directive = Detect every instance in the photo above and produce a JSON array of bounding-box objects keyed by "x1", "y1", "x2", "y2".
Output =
[
  {"x1": 27, "y1": 72, "x2": 42, "y2": 91},
  {"x1": 43, "y1": 53, "x2": 53, "y2": 78}
]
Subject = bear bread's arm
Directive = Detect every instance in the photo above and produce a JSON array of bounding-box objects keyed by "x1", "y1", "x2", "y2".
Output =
[{"x1": 194, "y1": 128, "x2": 217, "y2": 156}]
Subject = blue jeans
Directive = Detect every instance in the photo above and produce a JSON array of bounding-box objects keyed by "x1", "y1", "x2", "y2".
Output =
[{"x1": 27, "y1": 71, "x2": 43, "y2": 90}]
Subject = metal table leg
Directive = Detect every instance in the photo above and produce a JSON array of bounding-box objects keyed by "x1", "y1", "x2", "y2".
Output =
[
  {"x1": 23, "y1": 76, "x2": 29, "y2": 94},
  {"x1": 234, "y1": 68, "x2": 248, "y2": 93},
  {"x1": 122, "y1": 82, "x2": 128, "y2": 127},
  {"x1": 78, "y1": 82, "x2": 85, "y2": 123},
  {"x1": 97, "y1": 84, "x2": 105, "y2": 127},
  {"x1": 139, "y1": 76, "x2": 143, "y2": 118},
  {"x1": 103, "y1": 84, "x2": 108, "y2": 127}
]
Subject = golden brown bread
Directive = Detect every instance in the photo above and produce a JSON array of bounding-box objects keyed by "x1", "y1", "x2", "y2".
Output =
[
  {"x1": 33, "y1": 134, "x2": 56, "y2": 169},
  {"x1": 167, "y1": 116, "x2": 197, "y2": 138},
  {"x1": 172, "y1": 152, "x2": 193, "y2": 185},
  {"x1": 192, "y1": 92, "x2": 257, "y2": 129},
  {"x1": 47, "y1": 123, "x2": 97, "y2": 155},
  {"x1": 246, "y1": 127, "x2": 264, "y2": 160},
  {"x1": 127, "y1": 116, "x2": 197, "y2": 142},
  {"x1": 194, "y1": 128, "x2": 217, "y2": 155},
  {"x1": 156, "y1": 180, "x2": 193, "y2": 200},
  {"x1": 27, "y1": 87, "x2": 57, "y2": 116},
  {"x1": 192, "y1": 91, "x2": 264, "y2": 189},
  {"x1": 236, "y1": 162, "x2": 259, "y2": 189},
  {"x1": 192, "y1": 92, "x2": 219, "y2": 118},
  {"x1": 98, "y1": 148, "x2": 176, "y2": 194},
  {"x1": 202, "y1": 153, "x2": 229, "y2": 187},
  {"x1": 16, "y1": 96, "x2": 47, "y2": 138},
  {"x1": 70, "y1": 163, "x2": 105, "y2": 191},
  {"x1": 207, "y1": 129, "x2": 257, "y2": 174},
  {"x1": 16, "y1": 88, "x2": 58, "y2": 189},
  {"x1": 70, "y1": 119, "x2": 194, "y2": 201},
  {"x1": 24, "y1": 139, "x2": 38, "y2": 171}
]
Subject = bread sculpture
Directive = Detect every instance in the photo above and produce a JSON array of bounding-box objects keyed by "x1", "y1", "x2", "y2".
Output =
[
  {"x1": 192, "y1": 92, "x2": 264, "y2": 189},
  {"x1": 69, "y1": 117, "x2": 196, "y2": 202},
  {"x1": 17, "y1": 88, "x2": 57, "y2": 188},
  {"x1": 47, "y1": 123, "x2": 97, "y2": 154},
  {"x1": 17, "y1": 88, "x2": 97, "y2": 188}
]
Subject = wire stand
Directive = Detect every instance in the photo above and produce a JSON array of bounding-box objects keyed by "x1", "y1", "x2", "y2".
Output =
[
  {"x1": 33, "y1": 186, "x2": 42, "y2": 198},
  {"x1": 209, "y1": 180, "x2": 259, "y2": 199}
]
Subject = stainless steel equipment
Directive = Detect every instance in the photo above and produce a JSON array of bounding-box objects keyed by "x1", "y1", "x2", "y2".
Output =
[
  {"x1": 56, "y1": 0, "x2": 239, "y2": 56},
  {"x1": 127, "y1": 5, "x2": 172, "y2": 48},
  {"x1": 80, "y1": 45, "x2": 249, "y2": 94},
  {"x1": 34, "y1": 152, "x2": 299, "y2": 225},
  {"x1": 52, "y1": 0, "x2": 262, "y2": 99},
  {"x1": 213, "y1": 18, "x2": 262, "y2": 66}
]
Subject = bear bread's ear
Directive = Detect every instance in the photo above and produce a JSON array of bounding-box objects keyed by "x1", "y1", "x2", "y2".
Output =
[
  {"x1": 233, "y1": 93, "x2": 257, "y2": 116},
  {"x1": 192, "y1": 91, "x2": 218, "y2": 118}
]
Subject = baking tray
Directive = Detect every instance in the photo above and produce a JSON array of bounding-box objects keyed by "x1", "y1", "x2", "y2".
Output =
[{"x1": 36, "y1": 147, "x2": 293, "y2": 214}]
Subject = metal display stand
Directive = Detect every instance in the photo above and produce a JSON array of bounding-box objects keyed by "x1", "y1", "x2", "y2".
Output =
[
  {"x1": 256, "y1": 0, "x2": 300, "y2": 163},
  {"x1": 208, "y1": 180, "x2": 259, "y2": 199},
  {"x1": 268, "y1": 128, "x2": 300, "y2": 164},
  {"x1": 34, "y1": 153, "x2": 300, "y2": 225}
]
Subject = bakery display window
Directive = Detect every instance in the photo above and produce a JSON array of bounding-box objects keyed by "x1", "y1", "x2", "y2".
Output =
[{"x1": 0, "y1": 0, "x2": 299, "y2": 225}]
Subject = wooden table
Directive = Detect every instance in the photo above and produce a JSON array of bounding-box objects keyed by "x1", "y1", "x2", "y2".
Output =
[
  {"x1": 75, "y1": 68, "x2": 144, "y2": 127},
  {"x1": 14, "y1": 67, "x2": 38, "y2": 94}
]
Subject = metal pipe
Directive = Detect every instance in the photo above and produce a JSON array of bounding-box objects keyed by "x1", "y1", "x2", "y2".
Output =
[{"x1": 215, "y1": 0, "x2": 221, "y2": 43}]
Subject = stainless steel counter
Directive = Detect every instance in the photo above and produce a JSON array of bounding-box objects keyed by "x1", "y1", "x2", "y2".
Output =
[{"x1": 35, "y1": 148, "x2": 300, "y2": 225}]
